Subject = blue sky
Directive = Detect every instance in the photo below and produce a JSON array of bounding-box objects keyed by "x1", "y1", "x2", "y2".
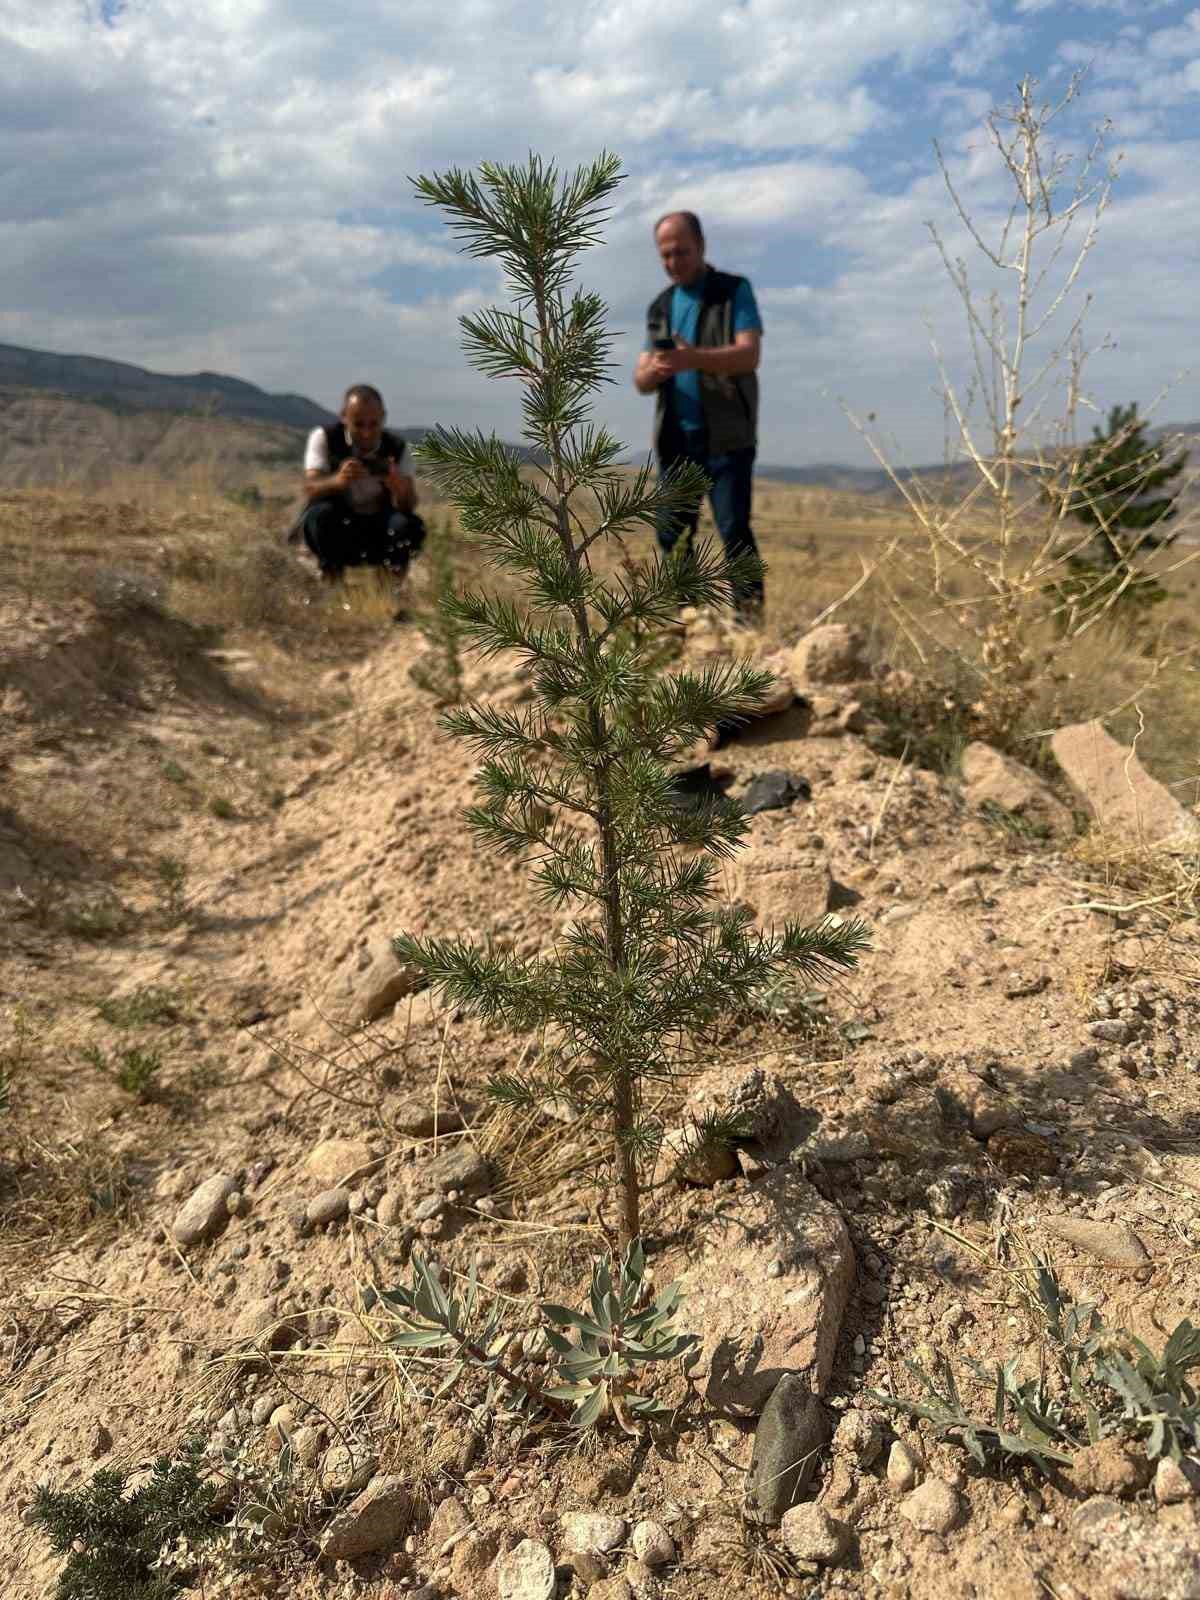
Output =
[{"x1": 1, "y1": 0, "x2": 1197, "y2": 466}]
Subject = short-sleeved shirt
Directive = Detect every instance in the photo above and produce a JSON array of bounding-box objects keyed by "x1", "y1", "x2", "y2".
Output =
[
  {"x1": 305, "y1": 425, "x2": 408, "y2": 516},
  {"x1": 647, "y1": 274, "x2": 763, "y2": 437}
]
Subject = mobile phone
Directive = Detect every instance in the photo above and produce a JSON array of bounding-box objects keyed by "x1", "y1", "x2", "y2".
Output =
[{"x1": 652, "y1": 337, "x2": 675, "y2": 351}]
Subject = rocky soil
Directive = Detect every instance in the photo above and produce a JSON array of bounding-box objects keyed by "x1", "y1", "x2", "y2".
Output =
[{"x1": 3, "y1": 586, "x2": 1200, "y2": 1600}]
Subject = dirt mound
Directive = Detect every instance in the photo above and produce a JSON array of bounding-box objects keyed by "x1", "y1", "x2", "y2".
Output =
[{"x1": 3, "y1": 541, "x2": 1200, "y2": 1600}]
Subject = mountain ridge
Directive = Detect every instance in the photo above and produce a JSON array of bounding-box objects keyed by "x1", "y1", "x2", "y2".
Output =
[{"x1": 0, "y1": 341, "x2": 1195, "y2": 495}]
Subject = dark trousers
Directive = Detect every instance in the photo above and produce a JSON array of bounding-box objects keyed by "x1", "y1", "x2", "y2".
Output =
[
  {"x1": 655, "y1": 437, "x2": 763, "y2": 614},
  {"x1": 302, "y1": 500, "x2": 426, "y2": 579}
]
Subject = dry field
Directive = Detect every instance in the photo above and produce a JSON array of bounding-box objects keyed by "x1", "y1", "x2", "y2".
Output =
[{"x1": 2, "y1": 469, "x2": 1200, "y2": 1600}]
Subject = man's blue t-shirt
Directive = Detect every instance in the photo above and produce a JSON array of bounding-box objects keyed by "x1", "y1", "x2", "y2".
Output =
[{"x1": 652, "y1": 274, "x2": 763, "y2": 437}]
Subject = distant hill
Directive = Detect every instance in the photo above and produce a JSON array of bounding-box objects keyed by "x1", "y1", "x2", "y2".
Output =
[
  {"x1": 0, "y1": 342, "x2": 1193, "y2": 507},
  {"x1": 0, "y1": 341, "x2": 334, "y2": 431}
]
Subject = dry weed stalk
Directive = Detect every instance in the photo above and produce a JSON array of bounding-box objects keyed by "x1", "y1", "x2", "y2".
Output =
[{"x1": 846, "y1": 73, "x2": 1198, "y2": 738}]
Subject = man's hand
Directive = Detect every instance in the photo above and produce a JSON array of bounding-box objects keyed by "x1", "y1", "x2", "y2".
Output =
[
  {"x1": 336, "y1": 458, "x2": 367, "y2": 487},
  {"x1": 386, "y1": 463, "x2": 416, "y2": 511},
  {"x1": 651, "y1": 336, "x2": 698, "y2": 378}
]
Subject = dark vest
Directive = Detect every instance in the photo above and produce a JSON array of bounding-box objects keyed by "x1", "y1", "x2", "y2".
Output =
[
  {"x1": 323, "y1": 423, "x2": 408, "y2": 473},
  {"x1": 647, "y1": 268, "x2": 758, "y2": 456}
]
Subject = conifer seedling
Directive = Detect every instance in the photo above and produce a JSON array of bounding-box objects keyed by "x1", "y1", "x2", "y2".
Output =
[{"x1": 395, "y1": 153, "x2": 868, "y2": 1255}]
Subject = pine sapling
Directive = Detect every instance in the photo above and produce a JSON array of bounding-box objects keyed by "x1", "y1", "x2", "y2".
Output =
[{"x1": 395, "y1": 153, "x2": 868, "y2": 1256}]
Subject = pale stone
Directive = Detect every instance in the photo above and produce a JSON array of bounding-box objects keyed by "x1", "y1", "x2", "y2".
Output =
[
  {"x1": 886, "y1": 1440, "x2": 920, "y2": 1492},
  {"x1": 960, "y1": 742, "x2": 1073, "y2": 839},
  {"x1": 780, "y1": 1503, "x2": 849, "y2": 1564},
  {"x1": 321, "y1": 1474, "x2": 412, "y2": 1559},
  {"x1": 172, "y1": 1174, "x2": 238, "y2": 1247},
  {"x1": 346, "y1": 935, "x2": 427, "y2": 1023},
  {"x1": 319, "y1": 1442, "x2": 379, "y2": 1496},
  {"x1": 899, "y1": 1478, "x2": 963, "y2": 1535},
  {"x1": 306, "y1": 1138, "x2": 378, "y2": 1187},
  {"x1": 496, "y1": 1538, "x2": 556, "y2": 1600},
  {"x1": 668, "y1": 1166, "x2": 854, "y2": 1413},
  {"x1": 789, "y1": 624, "x2": 869, "y2": 686},
  {"x1": 630, "y1": 1521, "x2": 675, "y2": 1568},
  {"x1": 561, "y1": 1512, "x2": 629, "y2": 1554},
  {"x1": 1041, "y1": 1216, "x2": 1149, "y2": 1269},
  {"x1": 727, "y1": 844, "x2": 832, "y2": 930},
  {"x1": 1155, "y1": 1456, "x2": 1200, "y2": 1505},
  {"x1": 1051, "y1": 719, "x2": 1199, "y2": 849}
]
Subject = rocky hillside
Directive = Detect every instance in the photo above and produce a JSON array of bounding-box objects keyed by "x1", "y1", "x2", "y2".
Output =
[
  {"x1": 2, "y1": 515, "x2": 1200, "y2": 1600},
  {"x1": 0, "y1": 343, "x2": 330, "y2": 430}
]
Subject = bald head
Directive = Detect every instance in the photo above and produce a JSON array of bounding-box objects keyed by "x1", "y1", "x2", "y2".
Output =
[{"x1": 654, "y1": 211, "x2": 706, "y2": 287}]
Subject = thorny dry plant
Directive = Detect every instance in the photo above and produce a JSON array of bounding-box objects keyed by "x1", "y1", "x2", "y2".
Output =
[{"x1": 843, "y1": 73, "x2": 1199, "y2": 738}]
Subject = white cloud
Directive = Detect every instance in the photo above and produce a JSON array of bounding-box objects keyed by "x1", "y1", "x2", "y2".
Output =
[{"x1": 0, "y1": 0, "x2": 1197, "y2": 465}]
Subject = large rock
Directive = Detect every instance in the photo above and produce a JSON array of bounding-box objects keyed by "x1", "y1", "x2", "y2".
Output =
[
  {"x1": 172, "y1": 1174, "x2": 238, "y2": 1247},
  {"x1": 727, "y1": 844, "x2": 832, "y2": 930},
  {"x1": 306, "y1": 1138, "x2": 379, "y2": 1187},
  {"x1": 1051, "y1": 720, "x2": 1199, "y2": 849},
  {"x1": 744, "y1": 1371, "x2": 828, "y2": 1524},
  {"x1": 496, "y1": 1538, "x2": 556, "y2": 1600},
  {"x1": 960, "y1": 742, "x2": 1073, "y2": 839},
  {"x1": 1072, "y1": 1497, "x2": 1200, "y2": 1599},
  {"x1": 686, "y1": 1065, "x2": 814, "y2": 1161},
  {"x1": 780, "y1": 1503, "x2": 849, "y2": 1565},
  {"x1": 345, "y1": 936, "x2": 428, "y2": 1024},
  {"x1": 421, "y1": 1143, "x2": 491, "y2": 1197},
  {"x1": 560, "y1": 1512, "x2": 629, "y2": 1555},
  {"x1": 789, "y1": 625, "x2": 869, "y2": 686},
  {"x1": 1041, "y1": 1216, "x2": 1149, "y2": 1269},
  {"x1": 320, "y1": 1474, "x2": 412, "y2": 1560},
  {"x1": 670, "y1": 1166, "x2": 854, "y2": 1413}
]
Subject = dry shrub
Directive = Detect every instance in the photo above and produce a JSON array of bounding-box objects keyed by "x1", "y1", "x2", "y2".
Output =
[
  {"x1": 0, "y1": 1116, "x2": 138, "y2": 1271},
  {"x1": 1066, "y1": 827, "x2": 1200, "y2": 924}
]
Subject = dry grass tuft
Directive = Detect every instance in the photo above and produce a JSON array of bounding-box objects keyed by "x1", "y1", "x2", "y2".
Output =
[{"x1": 0, "y1": 1116, "x2": 139, "y2": 1269}]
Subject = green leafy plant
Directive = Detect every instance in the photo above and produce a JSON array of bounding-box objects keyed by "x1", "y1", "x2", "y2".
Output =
[
  {"x1": 29, "y1": 1441, "x2": 218, "y2": 1600},
  {"x1": 873, "y1": 1262, "x2": 1200, "y2": 1473},
  {"x1": 208, "y1": 796, "x2": 236, "y2": 820},
  {"x1": 153, "y1": 857, "x2": 190, "y2": 924},
  {"x1": 1058, "y1": 402, "x2": 1187, "y2": 564},
  {"x1": 376, "y1": 1242, "x2": 696, "y2": 1432},
  {"x1": 62, "y1": 893, "x2": 133, "y2": 941},
  {"x1": 114, "y1": 1047, "x2": 163, "y2": 1101},
  {"x1": 84, "y1": 1042, "x2": 164, "y2": 1101},
  {"x1": 541, "y1": 1239, "x2": 697, "y2": 1430},
  {"x1": 395, "y1": 152, "x2": 868, "y2": 1255},
  {"x1": 96, "y1": 985, "x2": 186, "y2": 1029},
  {"x1": 377, "y1": 1252, "x2": 575, "y2": 1422}
]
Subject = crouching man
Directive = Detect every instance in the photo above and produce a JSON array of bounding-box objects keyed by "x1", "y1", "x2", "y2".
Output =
[{"x1": 300, "y1": 383, "x2": 426, "y2": 586}]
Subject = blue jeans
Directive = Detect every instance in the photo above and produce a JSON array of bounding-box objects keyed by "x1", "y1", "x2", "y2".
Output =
[{"x1": 655, "y1": 441, "x2": 763, "y2": 613}]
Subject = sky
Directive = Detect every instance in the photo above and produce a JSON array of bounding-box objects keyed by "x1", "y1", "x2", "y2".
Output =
[{"x1": 1, "y1": 1, "x2": 1198, "y2": 468}]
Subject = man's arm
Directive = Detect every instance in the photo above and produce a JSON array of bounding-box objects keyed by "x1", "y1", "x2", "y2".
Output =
[
  {"x1": 634, "y1": 349, "x2": 665, "y2": 394},
  {"x1": 305, "y1": 466, "x2": 351, "y2": 502},
  {"x1": 387, "y1": 467, "x2": 417, "y2": 512},
  {"x1": 658, "y1": 329, "x2": 761, "y2": 379}
]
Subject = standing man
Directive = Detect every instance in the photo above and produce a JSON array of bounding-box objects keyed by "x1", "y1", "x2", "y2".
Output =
[
  {"x1": 634, "y1": 211, "x2": 764, "y2": 619},
  {"x1": 299, "y1": 384, "x2": 425, "y2": 587}
]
